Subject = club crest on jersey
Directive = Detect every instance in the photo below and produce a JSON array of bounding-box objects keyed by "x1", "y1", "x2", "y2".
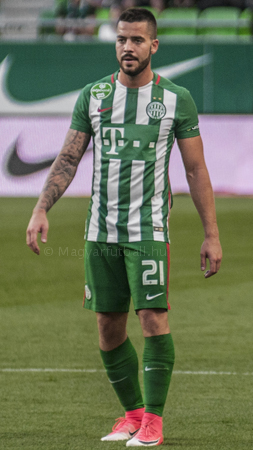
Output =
[
  {"x1": 91, "y1": 82, "x2": 112, "y2": 100},
  {"x1": 146, "y1": 101, "x2": 166, "y2": 120}
]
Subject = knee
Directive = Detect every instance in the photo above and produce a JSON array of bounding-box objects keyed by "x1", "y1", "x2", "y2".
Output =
[
  {"x1": 137, "y1": 309, "x2": 170, "y2": 337},
  {"x1": 96, "y1": 312, "x2": 128, "y2": 351},
  {"x1": 97, "y1": 313, "x2": 115, "y2": 338}
]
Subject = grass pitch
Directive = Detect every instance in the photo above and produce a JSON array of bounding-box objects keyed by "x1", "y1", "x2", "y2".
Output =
[{"x1": 0, "y1": 196, "x2": 252, "y2": 450}]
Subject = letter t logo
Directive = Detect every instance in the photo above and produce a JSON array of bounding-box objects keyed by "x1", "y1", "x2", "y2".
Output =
[{"x1": 103, "y1": 127, "x2": 124, "y2": 155}]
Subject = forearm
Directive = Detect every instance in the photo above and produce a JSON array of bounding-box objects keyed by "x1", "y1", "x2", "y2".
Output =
[
  {"x1": 178, "y1": 136, "x2": 222, "y2": 276},
  {"x1": 34, "y1": 155, "x2": 77, "y2": 213},
  {"x1": 186, "y1": 166, "x2": 219, "y2": 239},
  {"x1": 34, "y1": 129, "x2": 90, "y2": 213}
]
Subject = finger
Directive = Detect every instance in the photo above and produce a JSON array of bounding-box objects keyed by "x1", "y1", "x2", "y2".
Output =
[
  {"x1": 26, "y1": 229, "x2": 40, "y2": 255},
  {"x1": 30, "y1": 240, "x2": 40, "y2": 255},
  {"x1": 41, "y1": 226, "x2": 48, "y2": 243},
  {"x1": 31, "y1": 241, "x2": 40, "y2": 255},
  {"x1": 216, "y1": 258, "x2": 222, "y2": 273},
  {"x1": 200, "y1": 253, "x2": 206, "y2": 271},
  {"x1": 26, "y1": 229, "x2": 31, "y2": 246},
  {"x1": 204, "y1": 259, "x2": 218, "y2": 278}
]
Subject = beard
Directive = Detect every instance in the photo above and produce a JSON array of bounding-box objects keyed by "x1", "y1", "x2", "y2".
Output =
[{"x1": 118, "y1": 49, "x2": 151, "y2": 77}]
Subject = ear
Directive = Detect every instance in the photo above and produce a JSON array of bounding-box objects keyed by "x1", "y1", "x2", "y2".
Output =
[{"x1": 151, "y1": 39, "x2": 159, "y2": 55}]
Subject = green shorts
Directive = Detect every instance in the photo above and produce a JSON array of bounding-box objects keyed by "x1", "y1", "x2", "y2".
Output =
[{"x1": 83, "y1": 241, "x2": 170, "y2": 312}]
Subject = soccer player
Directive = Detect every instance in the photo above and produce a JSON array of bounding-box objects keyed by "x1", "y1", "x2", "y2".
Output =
[{"x1": 26, "y1": 7, "x2": 222, "y2": 447}]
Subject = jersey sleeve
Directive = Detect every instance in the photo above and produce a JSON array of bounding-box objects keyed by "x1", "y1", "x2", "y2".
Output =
[
  {"x1": 70, "y1": 86, "x2": 92, "y2": 135},
  {"x1": 174, "y1": 88, "x2": 200, "y2": 139}
]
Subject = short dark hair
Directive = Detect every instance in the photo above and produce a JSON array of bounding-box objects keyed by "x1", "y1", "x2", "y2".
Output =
[{"x1": 117, "y1": 7, "x2": 157, "y2": 39}]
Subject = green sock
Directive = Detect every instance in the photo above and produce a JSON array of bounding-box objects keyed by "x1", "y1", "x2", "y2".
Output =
[
  {"x1": 143, "y1": 334, "x2": 175, "y2": 416},
  {"x1": 100, "y1": 337, "x2": 144, "y2": 412}
]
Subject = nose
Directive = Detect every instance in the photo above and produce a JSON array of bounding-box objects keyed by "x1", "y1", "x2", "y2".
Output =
[{"x1": 123, "y1": 39, "x2": 134, "y2": 53}]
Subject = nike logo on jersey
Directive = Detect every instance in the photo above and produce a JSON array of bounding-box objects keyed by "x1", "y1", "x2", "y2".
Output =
[
  {"x1": 6, "y1": 139, "x2": 55, "y2": 176},
  {"x1": 97, "y1": 106, "x2": 113, "y2": 113},
  {"x1": 146, "y1": 293, "x2": 163, "y2": 301},
  {"x1": 187, "y1": 125, "x2": 199, "y2": 131}
]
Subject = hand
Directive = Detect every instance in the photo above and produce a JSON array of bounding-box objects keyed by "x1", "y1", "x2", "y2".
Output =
[
  {"x1": 26, "y1": 209, "x2": 49, "y2": 255},
  {"x1": 200, "y1": 236, "x2": 222, "y2": 278}
]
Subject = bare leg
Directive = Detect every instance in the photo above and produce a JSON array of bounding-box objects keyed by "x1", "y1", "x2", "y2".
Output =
[
  {"x1": 137, "y1": 308, "x2": 170, "y2": 337},
  {"x1": 96, "y1": 311, "x2": 128, "y2": 351}
]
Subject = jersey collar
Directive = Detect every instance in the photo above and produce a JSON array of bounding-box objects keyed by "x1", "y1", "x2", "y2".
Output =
[{"x1": 111, "y1": 70, "x2": 160, "y2": 86}]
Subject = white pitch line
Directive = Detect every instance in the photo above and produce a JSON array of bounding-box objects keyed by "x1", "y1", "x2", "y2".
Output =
[
  {"x1": 174, "y1": 370, "x2": 253, "y2": 376},
  {"x1": 0, "y1": 368, "x2": 105, "y2": 373},
  {"x1": 0, "y1": 369, "x2": 252, "y2": 375}
]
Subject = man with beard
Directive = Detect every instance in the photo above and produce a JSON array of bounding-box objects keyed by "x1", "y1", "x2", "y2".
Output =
[{"x1": 26, "y1": 7, "x2": 222, "y2": 447}]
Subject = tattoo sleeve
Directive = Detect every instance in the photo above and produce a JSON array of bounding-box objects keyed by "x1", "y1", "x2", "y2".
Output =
[{"x1": 35, "y1": 129, "x2": 91, "y2": 212}]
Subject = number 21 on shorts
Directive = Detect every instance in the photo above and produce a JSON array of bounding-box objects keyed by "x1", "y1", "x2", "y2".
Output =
[{"x1": 142, "y1": 260, "x2": 164, "y2": 285}]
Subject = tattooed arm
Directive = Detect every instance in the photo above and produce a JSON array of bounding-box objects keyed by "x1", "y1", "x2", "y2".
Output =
[{"x1": 26, "y1": 129, "x2": 91, "y2": 254}]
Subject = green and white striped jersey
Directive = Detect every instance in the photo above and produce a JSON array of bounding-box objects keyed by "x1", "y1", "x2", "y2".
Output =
[{"x1": 71, "y1": 71, "x2": 200, "y2": 243}]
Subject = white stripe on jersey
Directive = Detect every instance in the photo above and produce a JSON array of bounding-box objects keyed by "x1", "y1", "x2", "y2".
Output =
[
  {"x1": 152, "y1": 90, "x2": 177, "y2": 241},
  {"x1": 127, "y1": 160, "x2": 145, "y2": 242},
  {"x1": 106, "y1": 159, "x2": 121, "y2": 243},
  {"x1": 87, "y1": 96, "x2": 102, "y2": 241},
  {"x1": 111, "y1": 82, "x2": 127, "y2": 124},
  {"x1": 135, "y1": 83, "x2": 152, "y2": 125},
  {"x1": 155, "y1": 89, "x2": 177, "y2": 160},
  {"x1": 152, "y1": 155, "x2": 166, "y2": 241}
]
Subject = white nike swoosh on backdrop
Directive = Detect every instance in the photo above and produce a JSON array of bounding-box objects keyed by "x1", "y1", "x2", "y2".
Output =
[
  {"x1": 156, "y1": 53, "x2": 211, "y2": 79},
  {"x1": 0, "y1": 56, "x2": 80, "y2": 115},
  {"x1": 0, "y1": 54, "x2": 211, "y2": 114}
]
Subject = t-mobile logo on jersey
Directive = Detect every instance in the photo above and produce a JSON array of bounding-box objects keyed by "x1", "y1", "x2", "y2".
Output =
[{"x1": 102, "y1": 127, "x2": 125, "y2": 155}]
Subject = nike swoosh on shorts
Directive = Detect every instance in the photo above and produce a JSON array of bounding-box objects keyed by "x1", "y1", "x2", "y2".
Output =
[{"x1": 146, "y1": 293, "x2": 163, "y2": 301}]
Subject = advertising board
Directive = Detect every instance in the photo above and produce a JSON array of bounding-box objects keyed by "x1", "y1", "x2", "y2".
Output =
[{"x1": 1, "y1": 115, "x2": 252, "y2": 196}]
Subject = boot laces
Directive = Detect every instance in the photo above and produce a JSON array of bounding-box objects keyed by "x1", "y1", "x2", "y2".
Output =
[
  {"x1": 112, "y1": 417, "x2": 128, "y2": 432},
  {"x1": 141, "y1": 417, "x2": 158, "y2": 438}
]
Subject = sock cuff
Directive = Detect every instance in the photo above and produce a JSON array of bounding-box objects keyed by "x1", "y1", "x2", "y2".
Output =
[
  {"x1": 100, "y1": 336, "x2": 135, "y2": 366},
  {"x1": 144, "y1": 333, "x2": 175, "y2": 364}
]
